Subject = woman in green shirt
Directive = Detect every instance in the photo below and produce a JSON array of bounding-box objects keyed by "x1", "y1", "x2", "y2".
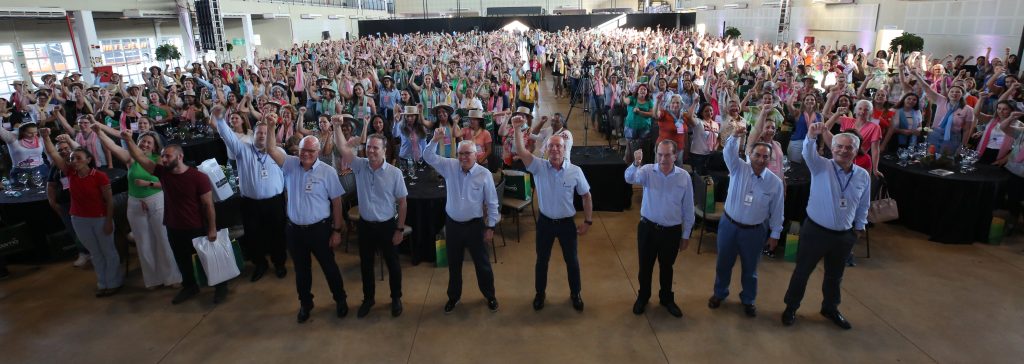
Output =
[{"x1": 93, "y1": 125, "x2": 181, "y2": 289}]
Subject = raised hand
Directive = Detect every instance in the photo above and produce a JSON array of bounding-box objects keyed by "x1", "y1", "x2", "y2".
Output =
[
  {"x1": 732, "y1": 121, "x2": 747, "y2": 137},
  {"x1": 210, "y1": 104, "x2": 225, "y2": 120},
  {"x1": 633, "y1": 149, "x2": 643, "y2": 165},
  {"x1": 40, "y1": 127, "x2": 51, "y2": 138}
]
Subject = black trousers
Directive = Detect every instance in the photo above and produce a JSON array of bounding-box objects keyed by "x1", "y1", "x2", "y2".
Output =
[
  {"x1": 783, "y1": 218, "x2": 856, "y2": 312},
  {"x1": 445, "y1": 217, "x2": 495, "y2": 301},
  {"x1": 358, "y1": 218, "x2": 402, "y2": 300},
  {"x1": 240, "y1": 194, "x2": 287, "y2": 268},
  {"x1": 286, "y1": 219, "x2": 346, "y2": 307},
  {"x1": 636, "y1": 218, "x2": 682, "y2": 303},
  {"x1": 166, "y1": 227, "x2": 226, "y2": 290},
  {"x1": 535, "y1": 214, "x2": 581, "y2": 295}
]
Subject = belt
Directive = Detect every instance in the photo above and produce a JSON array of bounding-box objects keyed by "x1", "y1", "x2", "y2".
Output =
[
  {"x1": 724, "y1": 212, "x2": 763, "y2": 229},
  {"x1": 805, "y1": 217, "x2": 854, "y2": 234},
  {"x1": 360, "y1": 217, "x2": 396, "y2": 225},
  {"x1": 447, "y1": 217, "x2": 482, "y2": 225},
  {"x1": 640, "y1": 217, "x2": 681, "y2": 230},
  {"x1": 287, "y1": 218, "x2": 329, "y2": 229},
  {"x1": 539, "y1": 214, "x2": 574, "y2": 224}
]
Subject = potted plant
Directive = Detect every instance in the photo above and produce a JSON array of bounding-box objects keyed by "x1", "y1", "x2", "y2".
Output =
[
  {"x1": 724, "y1": 26, "x2": 741, "y2": 39},
  {"x1": 155, "y1": 43, "x2": 181, "y2": 67},
  {"x1": 890, "y1": 32, "x2": 924, "y2": 54}
]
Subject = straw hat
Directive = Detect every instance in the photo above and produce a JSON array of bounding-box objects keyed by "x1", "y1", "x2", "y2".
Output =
[
  {"x1": 466, "y1": 108, "x2": 485, "y2": 120},
  {"x1": 400, "y1": 105, "x2": 420, "y2": 115},
  {"x1": 432, "y1": 103, "x2": 454, "y2": 116},
  {"x1": 511, "y1": 106, "x2": 533, "y2": 120}
]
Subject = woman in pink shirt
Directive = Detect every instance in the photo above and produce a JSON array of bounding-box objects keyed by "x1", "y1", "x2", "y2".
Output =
[
  {"x1": 826, "y1": 99, "x2": 882, "y2": 177},
  {"x1": 913, "y1": 71, "x2": 974, "y2": 154}
]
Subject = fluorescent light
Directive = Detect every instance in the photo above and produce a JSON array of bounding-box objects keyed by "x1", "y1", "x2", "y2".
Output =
[{"x1": 722, "y1": 2, "x2": 748, "y2": 9}]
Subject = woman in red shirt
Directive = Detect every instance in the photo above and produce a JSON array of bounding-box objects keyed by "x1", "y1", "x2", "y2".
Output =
[
  {"x1": 41, "y1": 128, "x2": 121, "y2": 297},
  {"x1": 826, "y1": 100, "x2": 883, "y2": 177},
  {"x1": 654, "y1": 94, "x2": 687, "y2": 165}
]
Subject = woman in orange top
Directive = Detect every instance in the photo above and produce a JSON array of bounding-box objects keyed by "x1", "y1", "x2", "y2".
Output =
[{"x1": 654, "y1": 94, "x2": 687, "y2": 166}]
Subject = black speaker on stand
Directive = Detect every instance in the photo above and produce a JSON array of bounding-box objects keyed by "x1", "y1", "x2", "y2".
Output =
[
  {"x1": 195, "y1": 0, "x2": 216, "y2": 51},
  {"x1": 322, "y1": 31, "x2": 331, "y2": 40}
]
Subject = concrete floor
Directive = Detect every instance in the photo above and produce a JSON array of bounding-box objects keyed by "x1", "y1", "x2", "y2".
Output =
[{"x1": 2, "y1": 75, "x2": 1024, "y2": 364}]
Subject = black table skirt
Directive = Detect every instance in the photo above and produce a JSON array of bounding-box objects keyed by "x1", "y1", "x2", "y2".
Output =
[
  {"x1": 0, "y1": 169, "x2": 128, "y2": 259},
  {"x1": 703, "y1": 164, "x2": 811, "y2": 223},
  {"x1": 570, "y1": 146, "x2": 633, "y2": 212},
  {"x1": 167, "y1": 137, "x2": 229, "y2": 167},
  {"x1": 404, "y1": 168, "x2": 447, "y2": 264},
  {"x1": 879, "y1": 158, "x2": 1009, "y2": 244},
  {"x1": 214, "y1": 194, "x2": 243, "y2": 230}
]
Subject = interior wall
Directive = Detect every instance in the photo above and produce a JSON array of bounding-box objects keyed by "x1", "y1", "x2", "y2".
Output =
[{"x1": 394, "y1": 0, "x2": 620, "y2": 16}]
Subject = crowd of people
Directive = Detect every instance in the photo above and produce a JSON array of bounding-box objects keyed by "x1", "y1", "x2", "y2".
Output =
[{"x1": 0, "y1": 26, "x2": 1022, "y2": 328}]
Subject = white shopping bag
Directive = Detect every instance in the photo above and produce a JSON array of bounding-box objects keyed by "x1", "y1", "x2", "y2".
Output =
[
  {"x1": 191, "y1": 229, "x2": 240, "y2": 286},
  {"x1": 197, "y1": 158, "x2": 234, "y2": 202}
]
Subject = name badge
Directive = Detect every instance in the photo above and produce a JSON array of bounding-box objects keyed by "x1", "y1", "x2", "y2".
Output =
[
  {"x1": 261, "y1": 168, "x2": 269, "y2": 179},
  {"x1": 839, "y1": 198, "x2": 848, "y2": 210},
  {"x1": 305, "y1": 181, "x2": 314, "y2": 193},
  {"x1": 743, "y1": 192, "x2": 754, "y2": 206},
  {"x1": 60, "y1": 176, "x2": 69, "y2": 190}
]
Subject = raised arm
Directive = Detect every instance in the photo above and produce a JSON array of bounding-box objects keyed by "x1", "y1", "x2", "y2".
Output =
[
  {"x1": 510, "y1": 115, "x2": 534, "y2": 167},
  {"x1": 40, "y1": 128, "x2": 67, "y2": 171},
  {"x1": 92, "y1": 123, "x2": 131, "y2": 164},
  {"x1": 122, "y1": 128, "x2": 156, "y2": 173},
  {"x1": 264, "y1": 115, "x2": 287, "y2": 167}
]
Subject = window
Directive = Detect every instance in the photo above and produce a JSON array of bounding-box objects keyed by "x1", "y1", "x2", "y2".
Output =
[
  {"x1": 23, "y1": 41, "x2": 79, "y2": 84},
  {"x1": 0, "y1": 45, "x2": 19, "y2": 99},
  {"x1": 100, "y1": 37, "x2": 156, "y2": 84}
]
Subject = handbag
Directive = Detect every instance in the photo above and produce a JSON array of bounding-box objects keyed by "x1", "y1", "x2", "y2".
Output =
[{"x1": 868, "y1": 179, "x2": 899, "y2": 223}]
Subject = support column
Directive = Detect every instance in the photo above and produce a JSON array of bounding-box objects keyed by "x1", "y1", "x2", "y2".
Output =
[
  {"x1": 71, "y1": 10, "x2": 101, "y2": 85},
  {"x1": 241, "y1": 14, "x2": 255, "y2": 66},
  {"x1": 176, "y1": 0, "x2": 197, "y2": 63}
]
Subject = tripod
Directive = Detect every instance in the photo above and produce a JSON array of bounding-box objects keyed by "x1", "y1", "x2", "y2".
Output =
[{"x1": 564, "y1": 70, "x2": 602, "y2": 155}]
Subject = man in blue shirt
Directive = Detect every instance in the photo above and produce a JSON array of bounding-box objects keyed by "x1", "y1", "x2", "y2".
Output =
[
  {"x1": 212, "y1": 106, "x2": 287, "y2": 282},
  {"x1": 782, "y1": 123, "x2": 870, "y2": 330},
  {"x1": 511, "y1": 115, "x2": 593, "y2": 312},
  {"x1": 708, "y1": 124, "x2": 785, "y2": 318},
  {"x1": 337, "y1": 131, "x2": 409, "y2": 319},
  {"x1": 424, "y1": 131, "x2": 501, "y2": 314},
  {"x1": 624, "y1": 141, "x2": 695, "y2": 318},
  {"x1": 266, "y1": 117, "x2": 348, "y2": 324}
]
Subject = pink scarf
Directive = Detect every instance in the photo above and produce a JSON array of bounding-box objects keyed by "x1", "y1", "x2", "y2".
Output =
[
  {"x1": 75, "y1": 131, "x2": 100, "y2": 164},
  {"x1": 976, "y1": 118, "x2": 1015, "y2": 161},
  {"x1": 19, "y1": 136, "x2": 39, "y2": 149}
]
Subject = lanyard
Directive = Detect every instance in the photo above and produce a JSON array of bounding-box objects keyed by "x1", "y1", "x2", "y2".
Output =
[
  {"x1": 252, "y1": 144, "x2": 268, "y2": 166},
  {"x1": 832, "y1": 161, "x2": 854, "y2": 195}
]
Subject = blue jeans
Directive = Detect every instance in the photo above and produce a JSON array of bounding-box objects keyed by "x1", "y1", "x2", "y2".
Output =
[
  {"x1": 71, "y1": 216, "x2": 122, "y2": 289},
  {"x1": 535, "y1": 214, "x2": 581, "y2": 295},
  {"x1": 713, "y1": 215, "x2": 768, "y2": 305}
]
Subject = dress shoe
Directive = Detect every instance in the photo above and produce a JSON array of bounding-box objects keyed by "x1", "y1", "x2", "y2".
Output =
[
  {"x1": 821, "y1": 310, "x2": 852, "y2": 330},
  {"x1": 632, "y1": 299, "x2": 647, "y2": 315},
  {"x1": 213, "y1": 284, "x2": 228, "y2": 304},
  {"x1": 487, "y1": 298, "x2": 499, "y2": 312},
  {"x1": 533, "y1": 293, "x2": 545, "y2": 311},
  {"x1": 357, "y1": 299, "x2": 375, "y2": 318},
  {"x1": 297, "y1": 305, "x2": 313, "y2": 323},
  {"x1": 781, "y1": 307, "x2": 797, "y2": 326},
  {"x1": 171, "y1": 286, "x2": 199, "y2": 305},
  {"x1": 661, "y1": 301, "x2": 683, "y2": 318},
  {"x1": 444, "y1": 299, "x2": 460, "y2": 314},
  {"x1": 391, "y1": 299, "x2": 403, "y2": 317},
  {"x1": 743, "y1": 304, "x2": 757, "y2": 317},
  {"x1": 250, "y1": 265, "x2": 268, "y2": 282},
  {"x1": 707, "y1": 295, "x2": 723, "y2": 309},
  {"x1": 336, "y1": 301, "x2": 348, "y2": 318},
  {"x1": 570, "y1": 294, "x2": 584, "y2": 312},
  {"x1": 275, "y1": 266, "x2": 287, "y2": 279}
]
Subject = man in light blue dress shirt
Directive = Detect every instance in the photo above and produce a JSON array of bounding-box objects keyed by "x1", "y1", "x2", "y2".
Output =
[
  {"x1": 337, "y1": 131, "x2": 409, "y2": 319},
  {"x1": 266, "y1": 116, "x2": 348, "y2": 324},
  {"x1": 782, "y1": 123, "x2": 870, "y2": 330},
  {"x1": 708, "y1": 125, "x2": 785, "y2": 318},
  {"x1": 212, "y1": 106, "x2": 287, "y2": 282},
  {"x1": 624, "y1": 140, "x2": 695, "y2": 318},
  {"x1": 511, "y1": 115, "x2": 593, "y2": 312},
  {"x1": 425, "y1": 131, "x2": 501, "y2": 314}
]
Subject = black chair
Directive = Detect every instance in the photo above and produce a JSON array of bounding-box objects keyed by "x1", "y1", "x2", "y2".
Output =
[{"x1": 691, "y1": 172, "x2": 724, "y2": 255}]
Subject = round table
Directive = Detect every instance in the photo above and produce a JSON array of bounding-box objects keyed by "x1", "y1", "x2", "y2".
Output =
[
  {"x1": 404, "y1": 167, "x2": 447, "y2": 264},
  {"x1": 0, "y1": 168, "x2": 127, "y2": 259},
  {"x1": 879, "y1": 156, "x2": 1009, "y2": 244},
  {"x1": 167, "y1": 137, "x2": 229, "y2": 167}
]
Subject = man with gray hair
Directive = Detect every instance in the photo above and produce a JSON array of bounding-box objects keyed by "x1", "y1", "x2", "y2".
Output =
[
  {"x1": 425, "y1": 129, "x2": 500, "y2": 314},
  {"x1": 266, "y1": 117, "x2": 348, "y2": 324},
  {"x1": 782, "y1": 123, "x2": 870, "y2": 330}
]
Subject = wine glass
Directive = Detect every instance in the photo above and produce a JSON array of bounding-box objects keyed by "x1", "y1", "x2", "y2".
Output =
[
  {"x1": 30, "y1": 172, "x2": 43, "y2": 189},
  {"x1": 781, "y1": 155, "x2": 790, "y2": 173},
  {"x1": 406, "y1": 159, "x2": 417, "y2": 185},
  {"x1": 17, "y1": 172, "x2": 29, "y2": 191},
  {"x1": 897, "y1": 147, "x2": 910, "y2": 167},
  {"x1": 1, "y1": 177, "x2": 11, "y2": 191}
]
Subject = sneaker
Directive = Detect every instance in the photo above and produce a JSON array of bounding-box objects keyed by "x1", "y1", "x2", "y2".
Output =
[{"x1": 73, "y1": 253, "x2": 90, "y2": 268}]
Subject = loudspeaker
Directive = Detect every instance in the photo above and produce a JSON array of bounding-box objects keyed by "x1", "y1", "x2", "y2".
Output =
[
  {"x1": 195, "y1": 0, "x2": 216, "y2": 51},
  {"x1": 322, "y1": 31, "x2": 330, "y2": 40}
]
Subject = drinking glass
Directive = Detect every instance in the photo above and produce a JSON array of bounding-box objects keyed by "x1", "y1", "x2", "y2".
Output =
[
  {"x1": 17, "y1": 173, "x2": 29, "y2": 191},
  {"x1": 407, "y1": 159, "x2": 417, "y2": 184},
  {"x1": 31, "y1": 173, "x2": 43, "y2": 189}
]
